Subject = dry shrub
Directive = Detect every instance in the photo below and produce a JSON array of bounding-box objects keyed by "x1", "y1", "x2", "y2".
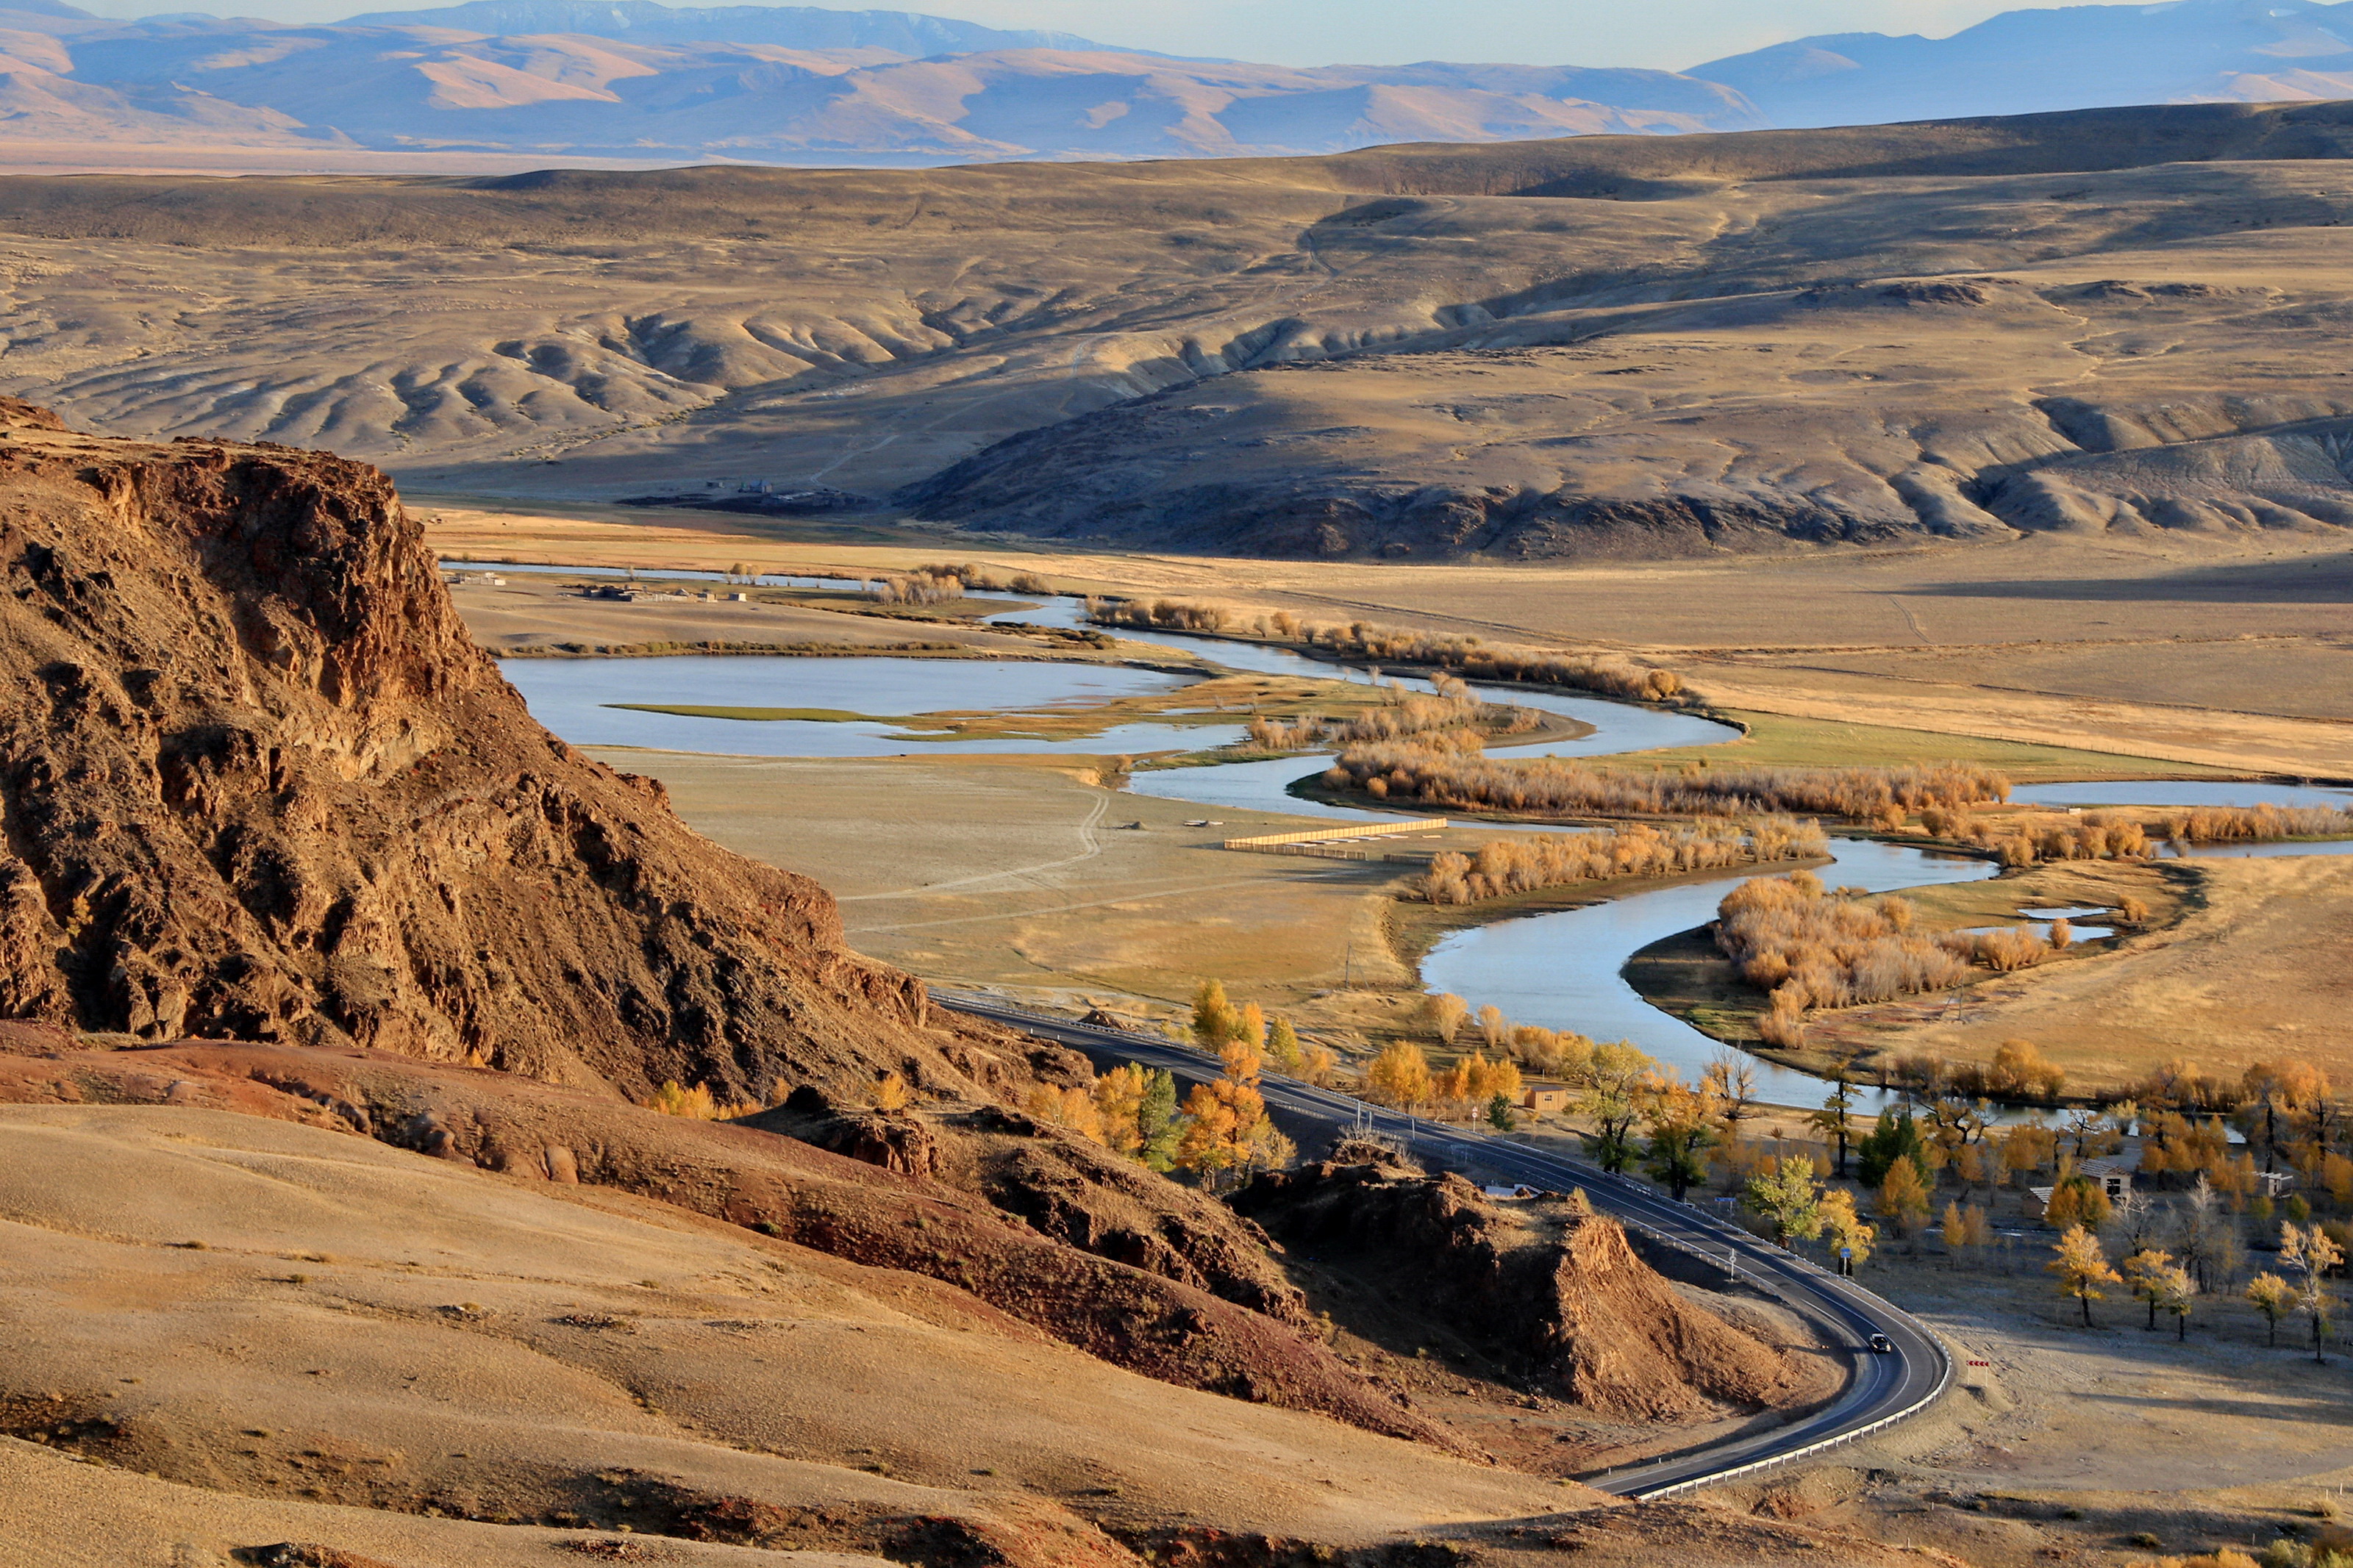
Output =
[
  {"x1": 1957, "y1": 803, "x2": 2352, "y2": 866},
  {"x1": 907, "y1": 560, "x2": 1051, "y2": 595},
  {"x1": 869, "y1": 569, "x2": 965, "y2": 605},
  {"x1": 1416, "y1": 817, "x2": 1827, "y2": 906},
  {"x1": 1248, "y1": 673, "x2": 1539, "y2": 752},
  {"x1": 1935, "y1": 1039, "x2": 2066, "y2": 1101},
  {"x1": 645, "y1": 1080, "x2": 757, "y2": 1119},
  {"x1": 1088, "y1": 599, "x2": 1687, "y2": 704},
  {"x1": 1329, "y1": 744, "x2": 2007, "y2": 825},
  {"x1": 1757, "y1": 989, "x2": 1808, "y2": 1049},
  {"x1": 1717, "y1": 871, "x2": 1977, "y2": 1009},
  {"x1": 1963, "y1": 924, "x2": 2054, "y2": 973}
]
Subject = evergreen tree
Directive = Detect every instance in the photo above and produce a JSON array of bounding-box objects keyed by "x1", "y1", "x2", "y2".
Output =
[
  {"x1": 1857, "y1": 1107, "x2": 1927, "y2": 1188},
  {"x1": 1136, "y1": 1068, "x2": 1181, "y2": 1170}
]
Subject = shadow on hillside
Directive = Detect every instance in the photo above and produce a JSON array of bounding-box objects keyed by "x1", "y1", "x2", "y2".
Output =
[{"x1": 1898, "y1": 553, "x2": 2353, "y2": 603}]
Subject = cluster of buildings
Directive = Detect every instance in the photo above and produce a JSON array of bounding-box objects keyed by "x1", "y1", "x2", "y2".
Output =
[{"x1": 576, "y1": 584, "x2": 750, "y2": 604}]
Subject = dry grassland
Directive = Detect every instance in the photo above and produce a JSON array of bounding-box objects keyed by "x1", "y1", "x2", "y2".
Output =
[
  {"x1": 1568, "y1": 710, "x2": 2225, "y2": 783},
  {"x1": 1837, "y1": 855, "x2": 2353, "y2": 1092},
  {"x1": 1687, "y1": 664, "x2": 2353, "y2": 779},
  {"x1": 610, "y1": 748, "x2": 1418, "y2": 1017}
]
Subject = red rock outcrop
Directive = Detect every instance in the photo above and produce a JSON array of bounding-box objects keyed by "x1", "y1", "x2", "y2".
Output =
[
  {"x1": 1235, "y1": 1155, "x2": 1814, "y2": 1420},
  {"x1": 0, "y1": 399, "x2": 974, "y2": 1103}
]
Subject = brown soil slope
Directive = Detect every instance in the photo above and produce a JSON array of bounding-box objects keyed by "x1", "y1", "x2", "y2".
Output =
[
  {"x1": 0, "y1": 1031, "x2": 1445, "y2": 1443},
  {"x1": 0, "y1": 1096, "x2": 1952, "y2": 1568},
  {"x1": 0, "y1": 398, "x2": 974, "y2": 1103},
  {"x1": 0, "y1": 1102, "x2": 1574, "y2": 1563}
]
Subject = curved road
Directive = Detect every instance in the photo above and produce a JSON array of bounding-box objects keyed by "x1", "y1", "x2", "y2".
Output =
[{"x1": 935, "y1": 990, "x2": 1949, "y2": 1500}]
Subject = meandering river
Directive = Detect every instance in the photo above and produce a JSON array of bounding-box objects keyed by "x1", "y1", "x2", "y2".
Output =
[{"x1": 497, "y1": 585, "x2": 2347, "y2": 1109}]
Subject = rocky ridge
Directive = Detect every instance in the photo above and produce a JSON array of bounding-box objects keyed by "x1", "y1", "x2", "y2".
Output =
[
  {"x1": 1235, "y1": 1152, "x2": 1816, "y2": 1421},
  {"x1": 0, "y1": 398, "x2": 967, "y2": 1103}
]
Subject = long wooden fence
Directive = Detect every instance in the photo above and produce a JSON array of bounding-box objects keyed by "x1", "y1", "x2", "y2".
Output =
[
  {"x1": 1221, "y1": 817, "x2": 1449, "y2": 862},
  {"x1": 1221, "y1": 818, "x2": 1449, "y2": 851}
]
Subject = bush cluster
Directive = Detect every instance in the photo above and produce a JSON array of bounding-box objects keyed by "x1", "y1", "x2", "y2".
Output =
[
  {"x1": 1086, "y1": 597, "x2": 1685, "y2": 704},
  {"x1": 1416, "y1": 817, "x2": 1827, "y2": 906},
  {"x1": 1327, "y1": 747, "x2": 2008, "y2": 826}
]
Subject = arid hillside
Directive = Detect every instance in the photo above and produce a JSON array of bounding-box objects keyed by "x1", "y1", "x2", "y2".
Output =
[
  {"x1": 0, "y1": 395, "x2": 982, "y2": 1104},
  {"x1": 0, "y1": 1090, "x2": 1949, "y2": 1568},
  {"x1": 13, "y1": 99, "x2": 2353, "y2": 558}
]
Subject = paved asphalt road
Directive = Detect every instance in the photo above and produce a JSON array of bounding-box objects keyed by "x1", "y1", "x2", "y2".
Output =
[{"x1": 937, "y1": 991, "x2": 1949, "y2": 1500}]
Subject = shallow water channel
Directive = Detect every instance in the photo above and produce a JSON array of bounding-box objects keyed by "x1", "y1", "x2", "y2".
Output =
[
  {"x1": 502, "y1": 655, "x2": 1243, "y2": 758},
  {"x1": 500, "y1": 587, "x2": 2349, "y2": 1108}
]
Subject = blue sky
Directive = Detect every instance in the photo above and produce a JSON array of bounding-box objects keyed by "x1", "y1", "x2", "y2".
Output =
[
  {"x1": 92, "y1": 0, "x2": 2032, "y2": 67},
  {"x1": 950, "y1": 1, "x2": 2020, "y2": 69}
]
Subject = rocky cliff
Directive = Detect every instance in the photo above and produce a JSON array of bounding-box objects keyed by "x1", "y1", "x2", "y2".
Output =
[
  {"x1": 1235, "y1": 1154, "x2": 1815, "y2": 1420},
  {"x1": 0, "y1": 399, "x2": 980, "y2": 1103}
]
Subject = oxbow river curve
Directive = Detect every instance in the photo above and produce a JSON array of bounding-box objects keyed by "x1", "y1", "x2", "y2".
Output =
[{"x1": 494, "y1": 580, "x2": 2349, "y2": 1113}]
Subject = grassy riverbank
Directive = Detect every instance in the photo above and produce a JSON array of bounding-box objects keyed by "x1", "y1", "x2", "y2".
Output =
[
  {"x1": 1595, "y1": 710, "x2": 2245, "y2": 782},
  {"x1": 1621, "y1": 856, "x2": 2200, "y2": 1085}
]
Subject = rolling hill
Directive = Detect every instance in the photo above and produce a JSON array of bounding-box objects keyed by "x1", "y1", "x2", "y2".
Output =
[{"x1": 10, "y1": 100, "x2": 2353, "y2": 558}]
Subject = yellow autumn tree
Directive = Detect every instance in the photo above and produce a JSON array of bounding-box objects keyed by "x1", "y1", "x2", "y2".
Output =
[
  {"x1": 1174, "y1": 1075, "x2": 1292, "y2": 1186},
  {"x1": 1219, "y1": 1036, "x2": 1264, "y2": 1085},
  {"x1": 2248, "y1": 1272, "x2": 2293, "y2": 1347},
  {"x1": 1265, "y1": 1016, "x2": 1304, "y2": 1074},
  {"x1": 1821, "y1": 1188, "x2": 1876, "y2": 1274},
  {"x1": 1093, "y1": 1063, "x2": 1152, "y2": 1157},
  {"x1": 1364, "y1": 1041, "x2": 1433, "y2": 1109},
  {"x1": 1191, "y1": 979, "x2": 1243, "y2": 1050},
  {"x1": 1879, "y1": 1157, "x2": 1932, "y2": 1238},
  {"x1": 2048, "y1": 1223, "x2": 2121, "y2": 1327},
  {"x1": 2122, "y1": 1247, "x2": 2177, "y2": 1331},
  {"x1": 1025, "y1": 1083, "x2": 1104, "y2": 1144}
]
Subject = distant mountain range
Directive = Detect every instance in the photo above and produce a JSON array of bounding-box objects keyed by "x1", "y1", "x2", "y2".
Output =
[
  {"x1": 0, "y1": 0, "x2": 1757, "y2": 160},
  {"x1": 342, "y1": 0, "x2": 1110, "y2": 55},
  {"x1": 4, "y1": 0, "x2": 2353, "y2": 165},
  {"x1": 1694, "y1": 0, "x2": 2353, "y2": 126}
]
